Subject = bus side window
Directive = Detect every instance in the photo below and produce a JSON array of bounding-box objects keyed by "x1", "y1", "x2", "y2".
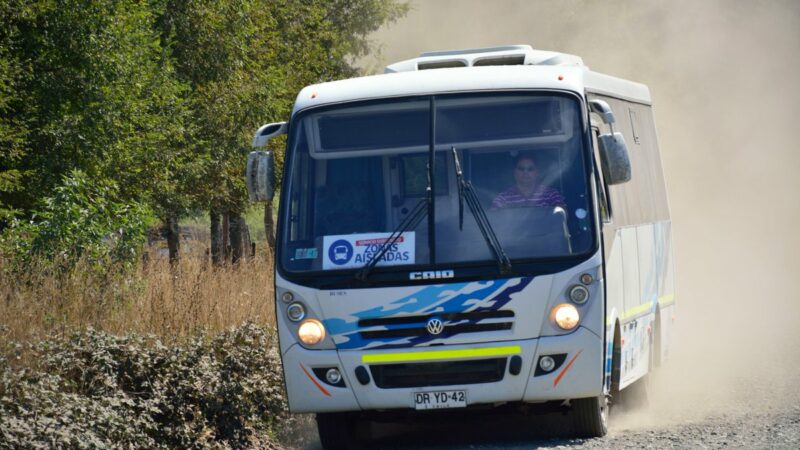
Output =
[{"x1": 591, "y1": 127, "x2": 613, "y2": 223}]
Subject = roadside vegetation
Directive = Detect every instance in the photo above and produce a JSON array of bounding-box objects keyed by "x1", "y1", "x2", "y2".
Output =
[
  {"x1": 0, "y1": 0, "x2": 407, "y2": 448},
  {"x1": 0, "y1": 249, "x2": 293, "y2": 448},
  {"x1": 0, "y1": 322, "x2": 294, "y2": 449}
]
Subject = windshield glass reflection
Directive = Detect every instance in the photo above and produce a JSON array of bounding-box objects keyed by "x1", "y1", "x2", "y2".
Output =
[{"x1": 280, "y1": 93, "x2": 594, "y2": 275}]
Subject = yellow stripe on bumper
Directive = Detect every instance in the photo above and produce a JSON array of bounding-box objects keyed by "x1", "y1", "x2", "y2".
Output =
[{"x1": 361, "y1": 345, "x2": 522, "y2": 364}]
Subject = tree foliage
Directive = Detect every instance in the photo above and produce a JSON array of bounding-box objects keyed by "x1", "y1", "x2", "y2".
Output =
[
  {"x1": 1, "y1": 1, "x2": 191, "y2": 213},
  {"x1": 0, "y1": 0, "x2": 408, "y2": 262},
  {"x1": 0, "y1": 1, "x2": 33, "y2": 222},
  {"x1": 1, "y1": 170, "x2": 154, "y2": 269},
  {"x1": 159, "y1": 0, "x2": 407, "y2": 213}
]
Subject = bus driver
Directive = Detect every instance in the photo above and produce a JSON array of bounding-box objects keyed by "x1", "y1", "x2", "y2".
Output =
[{"x1": 491, "y1": 153, "x2": 566, "y2": 209}]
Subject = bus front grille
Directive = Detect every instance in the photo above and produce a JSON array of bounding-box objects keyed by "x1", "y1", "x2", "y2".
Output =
[
  {"x1": 357, "y1": 310, "x2": 514, "y2": 340},
  {"x1": 360, "y1": 322, "x2": 511, "y2": 339},
  {"x1": 369, "y1": 358, "x2": 507, "y2": 389}
]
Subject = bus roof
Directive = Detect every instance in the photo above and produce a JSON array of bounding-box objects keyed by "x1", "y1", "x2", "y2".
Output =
[{"x1": 292, "y1": 46, "x2": 651, "y2": 115}]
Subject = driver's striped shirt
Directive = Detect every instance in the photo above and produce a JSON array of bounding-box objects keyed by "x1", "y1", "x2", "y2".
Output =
[{"x1": 491, "y1": 186, "x2": 566, "y2": 209}]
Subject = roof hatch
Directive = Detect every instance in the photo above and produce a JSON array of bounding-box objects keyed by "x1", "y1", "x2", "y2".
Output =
[{"x1": 385, "y1": 45, "x2": 584, "y2": 74}]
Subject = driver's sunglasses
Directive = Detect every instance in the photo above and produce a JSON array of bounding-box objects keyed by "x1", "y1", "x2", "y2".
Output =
[{"x1": 515, "y1": 165, "x2": 537, "y2": 172}]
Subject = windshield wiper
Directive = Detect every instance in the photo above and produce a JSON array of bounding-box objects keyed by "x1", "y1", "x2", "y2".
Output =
[
  {"x1": 451, "y1": 147, "x2": 512, "y2": 274},
  {"x1": 355, "y1": 175, "x2": 430, "y2": 282}
]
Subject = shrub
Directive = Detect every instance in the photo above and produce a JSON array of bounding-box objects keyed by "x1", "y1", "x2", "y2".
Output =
[
  {"x1": 0, "y1": 170, "x2": 153, "y2": 271},
  {"x1": 0, "y1": 323, "x2": 290, "y2": 449}
]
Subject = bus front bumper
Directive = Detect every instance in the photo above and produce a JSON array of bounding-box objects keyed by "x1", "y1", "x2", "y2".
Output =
[{"x1": 281, "y1": 326, "x2": 603, "y2": 413}]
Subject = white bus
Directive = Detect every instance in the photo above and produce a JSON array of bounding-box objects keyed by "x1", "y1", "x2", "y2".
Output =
[{"x1": 247, "y1": 45, "x2": 675, "y2": 448}]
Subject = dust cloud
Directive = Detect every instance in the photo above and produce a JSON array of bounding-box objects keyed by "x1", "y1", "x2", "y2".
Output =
[{"x1": 362, "y1": 0, "x2": 800, "y2": 430}]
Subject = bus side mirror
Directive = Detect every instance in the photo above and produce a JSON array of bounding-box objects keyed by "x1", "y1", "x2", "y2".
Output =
[
  {"x1": 247, "y1": 121, "x2": 287, "y2": 202},
  {"x1": 597, "y1": 132, "x2": 632, "y2": 185},
  {"x1": 246, "y1": 151, "x2": 276, "y2": 202},
  {"x1": 589, "y1": 99, "x2": 631, "y2": 185}
]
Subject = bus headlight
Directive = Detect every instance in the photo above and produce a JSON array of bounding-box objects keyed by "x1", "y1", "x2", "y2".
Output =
[
  {"x1": 287, "y1": 302, "x2": 306, "y2": 322},
  {"x1": 568, "y1": 285, "x2": 590, "y2": 304},
  {"x1": 551, "y1": 303, "x2": 580, "y2": 330},
  {"x1": 298, "y1": 319, "x2": 326, "y2": 345}
]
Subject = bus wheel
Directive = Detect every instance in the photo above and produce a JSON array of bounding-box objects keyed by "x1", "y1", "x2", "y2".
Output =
[
  {"x1": 316, "y1": 412, "x2": 358, "y2": 450},
  {"x1": 572, "y1": 395, "x2": 609, "y2": 438}
]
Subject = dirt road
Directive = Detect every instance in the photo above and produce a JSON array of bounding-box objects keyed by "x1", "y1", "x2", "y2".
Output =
[
  {"x1": 293, "y1": 344, "x2": 800, "y2": 449},
  {"x1": 295, "y1": 399, "x2": 800, "y2": 449}
]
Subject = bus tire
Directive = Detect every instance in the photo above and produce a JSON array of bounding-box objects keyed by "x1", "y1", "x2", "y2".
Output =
[
  {"x1": 316, "y1": 412, "x2": 358, "y2": 450},
  {"x1": 572, "y1": 395, "x2": 609, "y2": 438}
]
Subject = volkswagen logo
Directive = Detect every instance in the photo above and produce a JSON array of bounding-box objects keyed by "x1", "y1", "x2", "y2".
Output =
[{"x1": 426, "y1": 318, "x2": 445, "y2": 335}]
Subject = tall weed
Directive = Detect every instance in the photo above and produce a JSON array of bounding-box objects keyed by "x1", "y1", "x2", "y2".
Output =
[{"x1": 0, "y1": 251, "x2": 275, "y2": 345}]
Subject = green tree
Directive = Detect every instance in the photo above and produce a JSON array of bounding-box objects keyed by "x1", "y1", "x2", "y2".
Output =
[
  {"x1": 0, "y1": 1, "x2": 33, "y2": 225},
  {"x1": 1, "y1": 169, "x2": 153, "y2": 269},
  {"x1": 1, "y1": 0, "x2": 407, "y2": 264},
  {"x1": 0, "y1": 0, "x2": 191, "y2": 234},
  {"x1": 158, "y1": 0, "x2": 407, "y2": 260}
]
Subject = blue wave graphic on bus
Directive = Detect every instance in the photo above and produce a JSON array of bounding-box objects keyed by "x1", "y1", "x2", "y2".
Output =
[{"x1": 325, "y1": 277, "x2": 533, "y2": 350}]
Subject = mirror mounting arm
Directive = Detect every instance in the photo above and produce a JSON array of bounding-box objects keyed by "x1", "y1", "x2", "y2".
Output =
[
  {"x1": 253, "y1": 122, "x2": 288, "y2": 148},
  {"x1": 589, "y1": 99, "x2": 616, "y2": 133}
]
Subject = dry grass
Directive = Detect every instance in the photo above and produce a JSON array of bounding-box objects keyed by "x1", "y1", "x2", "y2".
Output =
[{"x1": 0, "y1": 249, "x2": 276, "y2": 344}]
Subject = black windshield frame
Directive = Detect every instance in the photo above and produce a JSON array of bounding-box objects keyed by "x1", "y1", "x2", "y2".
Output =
[{"x1": 275, "y1": 90, "x2": 599, "y2": 289}]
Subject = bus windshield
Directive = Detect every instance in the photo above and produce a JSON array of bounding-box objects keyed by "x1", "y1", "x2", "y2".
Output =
[{"x1": 279, "y1": 92, "x2": 595, "y2": 276}]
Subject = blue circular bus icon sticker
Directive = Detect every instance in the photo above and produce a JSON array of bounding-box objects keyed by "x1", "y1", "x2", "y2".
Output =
[{"x1": 328, "y1": 240, "x2": 354, "y2": 265}]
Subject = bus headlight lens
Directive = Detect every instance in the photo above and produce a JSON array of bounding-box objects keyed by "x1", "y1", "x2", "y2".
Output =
[
  {"x1": 287, "y1": 302, "x2": 306, "y2": 322},
  {"x1": 298, "y1": 319, "x2": 326, "y2": 345},
  {"x1": 551, "y1": 304, "x2": 580, "y2": 330},
  {"x1": 568, "y1": 285, "x2": 590, "y2": 304}
]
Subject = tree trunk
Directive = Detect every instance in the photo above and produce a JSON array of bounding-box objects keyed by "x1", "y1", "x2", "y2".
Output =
[
  {"x1": 166, "y1": 214, "x2": 180, "y2": 264},
  {"x1": 210, "y1": 208, "x2": 222, "y2": 266},
  {"x1": 242, "y1": 222, "x2": 252, "y2": 259},
  {"x1": 264, "y1": 201, "x2": 275, "y2": 255},
  {"x1": 229, "y1": 213, "x2": 244, "y2": 265},
  {"x1": 222, "y1": 213, "x2": 230, "y2": 262}
]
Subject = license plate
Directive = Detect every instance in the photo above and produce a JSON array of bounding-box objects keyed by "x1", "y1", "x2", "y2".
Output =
[{"x1": 413, "y1": 390, "x2": 467, "y2": 410}]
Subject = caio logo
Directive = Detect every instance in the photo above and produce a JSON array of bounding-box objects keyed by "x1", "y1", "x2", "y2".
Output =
[{"x1": 409, "y1": 270, "x2": 454, "y2": 280}]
